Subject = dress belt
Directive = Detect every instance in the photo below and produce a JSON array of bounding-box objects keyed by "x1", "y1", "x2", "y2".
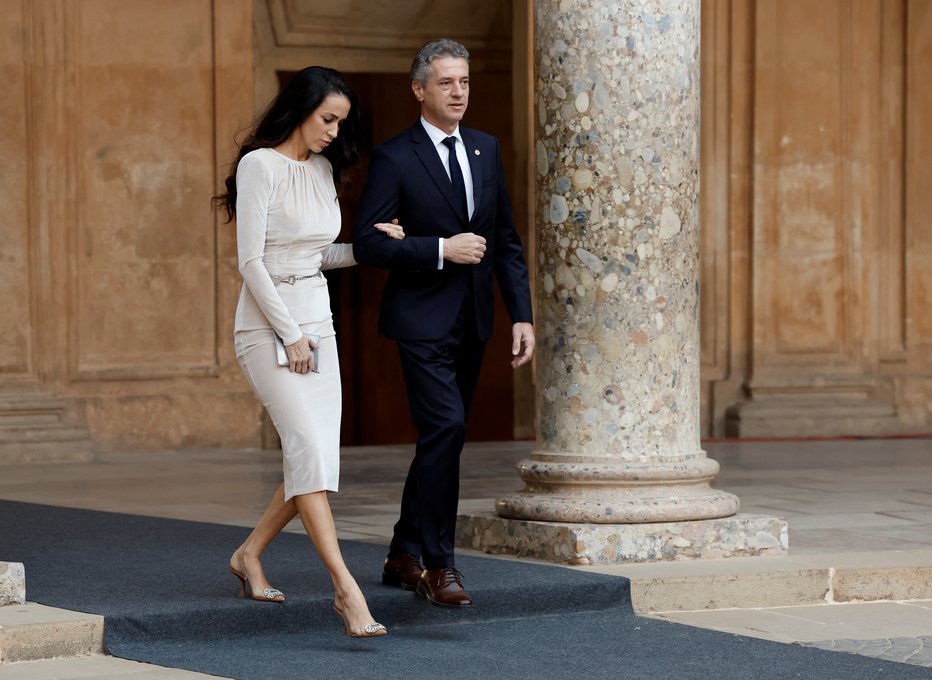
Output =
[{"x1": 270, "y1": 272, "x2": 322, "y2": 286}]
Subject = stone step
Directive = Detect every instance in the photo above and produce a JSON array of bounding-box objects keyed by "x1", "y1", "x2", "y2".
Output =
[
  {"x1": 0, "y1": 563, "x2": 25, "y2": 606},
  {"x1": 0, "y1": 437, "x2": 94, "y2": 465},
  {"x1": 734, "y1": 398, "x2": 897, "y2": 418},
  {"x1": 3, "y1": 556, "x2": 930, "y2": 664},
  {"x1": 725, "y1": 397, "x2": 902, "y2": 437},
  {"x1": 0, "y1": 656, "x2": 225, "y2": 678},
  {"x1": 0, "y1": 394, "x2": 74, "y2": 413},
  {"x1": 0, "y1": 422, "x2": 90, "y2": 444},
  {"x1": 0, "y1": 603, "x2": 103, "y2": 663},
  {"x1": 0, "y1": 399, "x2": 83, "y2": 429},
  {"x1": 592, "y1": 551, "x2": 932, "y2": 614},
  {"x1": 0, "y1": 412, "x2": 63, "y2": 427},
  {"x1": 0, "y1": 424, "x2": 94, "y2": 465},
  {"x1": 728, "y1": 416, "x2": 905, "y2": 438},
  {"x1": 0, "y1": 424, "x2": 91, "y2": 443},
  {"x1": 0, "y1": 395, "x2": 93, "y2": 464}
]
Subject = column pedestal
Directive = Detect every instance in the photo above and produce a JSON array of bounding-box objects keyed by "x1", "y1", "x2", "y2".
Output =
[
  {"x1": 496, "y1": 452, "x2": 735, "y2": 523},
  {"x1": 457, "y1": 514, "x2": 787, "y2": 565}
]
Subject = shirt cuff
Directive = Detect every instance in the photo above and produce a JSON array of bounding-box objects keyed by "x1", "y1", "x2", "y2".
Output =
[{"x1": 438, "y1": 238, "x2": 444, "y2": 270}]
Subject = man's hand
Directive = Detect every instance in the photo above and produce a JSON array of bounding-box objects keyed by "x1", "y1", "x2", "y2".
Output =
[
  {"x1": 443, "y1": 233, "x2": 486, "y2": 264},
  {"x1": 511, "y1": 322, "x2": 535, "y2": 369}
]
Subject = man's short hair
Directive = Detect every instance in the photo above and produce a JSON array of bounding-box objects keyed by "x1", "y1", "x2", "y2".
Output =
[{"x1": 410, "y1": 39, "x2": 470, "y2": 86}]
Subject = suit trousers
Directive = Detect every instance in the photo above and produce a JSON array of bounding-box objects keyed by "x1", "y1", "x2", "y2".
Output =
[{"x1": 389, "y1": 291, "x2": 487, "y2": 569}]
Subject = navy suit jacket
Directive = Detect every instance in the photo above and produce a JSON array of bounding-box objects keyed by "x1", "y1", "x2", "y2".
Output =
[{"x1": 353, "y1": 122, "x2": 533, "y2": 342}]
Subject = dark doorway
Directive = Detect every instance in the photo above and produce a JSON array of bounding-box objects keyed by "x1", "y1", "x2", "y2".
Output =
[{"x1": 277, "y1": 70, "x2": 517, "y2": 445}]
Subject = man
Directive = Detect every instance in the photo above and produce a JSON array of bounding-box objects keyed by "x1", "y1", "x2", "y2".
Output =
[{"x1": 353, "y1": 39, "x2": 535, "y2": 607}]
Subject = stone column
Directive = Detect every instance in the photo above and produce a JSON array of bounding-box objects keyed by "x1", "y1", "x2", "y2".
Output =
[
  {"x1": 457, "y1": 0, "x2": 786, "y2": 563},
  {"x1": 505, "y1": 0, "x2": 732, "y2": 524}
]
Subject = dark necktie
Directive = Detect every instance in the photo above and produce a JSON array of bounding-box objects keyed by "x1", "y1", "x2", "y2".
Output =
[{"x1": 441, "y1": 136, "x2": 468, "y2": 221}]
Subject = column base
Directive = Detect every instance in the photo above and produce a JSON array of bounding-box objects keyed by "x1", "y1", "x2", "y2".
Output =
[
  {"x1": 498, "y1": 452, "x2": 740, "y2": 523},
  {"x1": 456, "y1": 512, "x2": 788, "y2": 565}
]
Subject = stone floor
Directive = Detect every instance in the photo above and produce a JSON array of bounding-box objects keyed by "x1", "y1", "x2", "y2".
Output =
[{"x1": 1, "y1": 437, "x2": 931, "y2": 677}]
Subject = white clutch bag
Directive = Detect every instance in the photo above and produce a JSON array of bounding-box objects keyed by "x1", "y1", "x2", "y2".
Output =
[{"x1": 275, "y1": 333, "x2": 321, "y2": 372}]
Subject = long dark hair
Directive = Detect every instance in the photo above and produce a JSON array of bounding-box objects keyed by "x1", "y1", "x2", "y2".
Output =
[{"x1": 214, "y1": 66, "x2": 360, "y2": 222}]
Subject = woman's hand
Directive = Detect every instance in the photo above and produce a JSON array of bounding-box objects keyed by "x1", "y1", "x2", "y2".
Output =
[
  {"x1": 374, "y1": 218, "x2": 405, "y2": 240},
  {"x1": 285, "y1": 336, "x2": 318, "y2": 374}
]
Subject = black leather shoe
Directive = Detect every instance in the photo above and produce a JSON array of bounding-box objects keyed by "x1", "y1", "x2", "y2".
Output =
[
  {"x1": 382, "y1": 553, "x2": 423, "y2": 590},
  {"x1": 416, "y1": 567, "x2": 474, "y2": 607}
]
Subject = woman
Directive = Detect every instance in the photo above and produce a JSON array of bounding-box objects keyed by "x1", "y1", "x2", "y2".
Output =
[{"x1": 214, "y1": 66, "x2": 400, "y2": 638}]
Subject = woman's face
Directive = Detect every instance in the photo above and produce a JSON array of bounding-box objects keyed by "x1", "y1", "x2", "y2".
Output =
[{"x1": 300, "y1": 93, "x2": 351, "y2": 154}]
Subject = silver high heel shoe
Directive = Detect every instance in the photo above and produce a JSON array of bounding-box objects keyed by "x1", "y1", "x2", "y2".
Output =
[
  {"x1": 332, "y1": 604, "x2": 387, "y2": 638},
  {"x1": 229, "y1": 566, "x2": 285, "y2": 603}
]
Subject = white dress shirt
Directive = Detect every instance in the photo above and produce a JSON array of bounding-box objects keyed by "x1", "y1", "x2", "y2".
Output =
[{"x1": 420, "y1": 116, "x2": 475, "y2": 269}]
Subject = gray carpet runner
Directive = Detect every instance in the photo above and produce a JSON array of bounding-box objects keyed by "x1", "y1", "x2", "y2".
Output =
[{"x1": 2, "y1": 500, "x2": 927, "y2": 679}]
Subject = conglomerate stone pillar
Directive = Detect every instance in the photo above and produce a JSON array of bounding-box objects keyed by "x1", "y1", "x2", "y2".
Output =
[
  {"x1": 457, "y1": 0, "x2": 787, "y2": 563},
  {"x1": 504, "y1": 0, "x2": 733, "y2": 524}
]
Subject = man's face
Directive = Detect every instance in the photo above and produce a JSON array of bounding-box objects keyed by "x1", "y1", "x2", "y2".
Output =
[{"x1": 413, "y1": 56, "x2": 469, "y2": 134}]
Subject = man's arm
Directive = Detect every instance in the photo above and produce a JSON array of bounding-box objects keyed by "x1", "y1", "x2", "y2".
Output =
[
  {"x1": 485, "y1": 138, "x2": 535, "y2": 368},
  {"x1": 353, "y1": 146, "x2": 439, "y2": 270},
  {"x1": 490, "y1": 139, "x2": 534, "y2": 325}
]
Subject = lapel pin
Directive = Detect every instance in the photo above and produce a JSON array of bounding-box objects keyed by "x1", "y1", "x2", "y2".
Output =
[{"x1": 474, "y1": 149, "x2": 480, "y2": 155}]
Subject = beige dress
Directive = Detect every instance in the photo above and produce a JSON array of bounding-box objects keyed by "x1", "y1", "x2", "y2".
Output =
[{"x1": 233, "y1": 147, "x2": 354, "y2": 501}]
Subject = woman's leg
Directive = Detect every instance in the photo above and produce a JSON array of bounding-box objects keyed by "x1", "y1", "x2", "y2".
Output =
[
  {"x1": 230, "y1": 482, "x2": 298, "y2": 596},
  {"x1": 293, "y1": 490, "x2": 382, "y2": 632}
]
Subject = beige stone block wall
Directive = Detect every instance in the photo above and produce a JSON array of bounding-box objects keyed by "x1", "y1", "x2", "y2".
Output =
[
  {"x1": 1, "y1": 0, "x2": 928, "y2": 452},
  {"x1": 0, "y1": 0, "x2": 262, "y2": 453},
  {"x1": 0, "y1": 0, "x2": 32, "y2": 378},
  {"x1": 697, "y1": 0, "x2": 932, "y2": 436}
]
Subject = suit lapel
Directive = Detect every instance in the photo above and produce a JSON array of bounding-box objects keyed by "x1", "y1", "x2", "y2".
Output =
[
  {"x1": 410, "y1": 123, "x2": 466, "y2": 223},
  {"x1": 461, "y1": 129, "x2": 482, "y2": 221}
]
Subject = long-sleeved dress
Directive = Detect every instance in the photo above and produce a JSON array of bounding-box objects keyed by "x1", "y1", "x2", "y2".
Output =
[{"x1": 233, "y1": 147, "x2": 354, "y2": 501}]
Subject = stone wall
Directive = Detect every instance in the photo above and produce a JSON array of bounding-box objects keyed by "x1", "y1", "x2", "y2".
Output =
[
  {"x1": 0, "y1": 1, "x2": 928, "y2": 456},
  {"x1": 698, "y1": 0, "x2": 932, "y2": 436},
  {"x1": 0, "y1": 0, "x2": 260, "y2": 457}
]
